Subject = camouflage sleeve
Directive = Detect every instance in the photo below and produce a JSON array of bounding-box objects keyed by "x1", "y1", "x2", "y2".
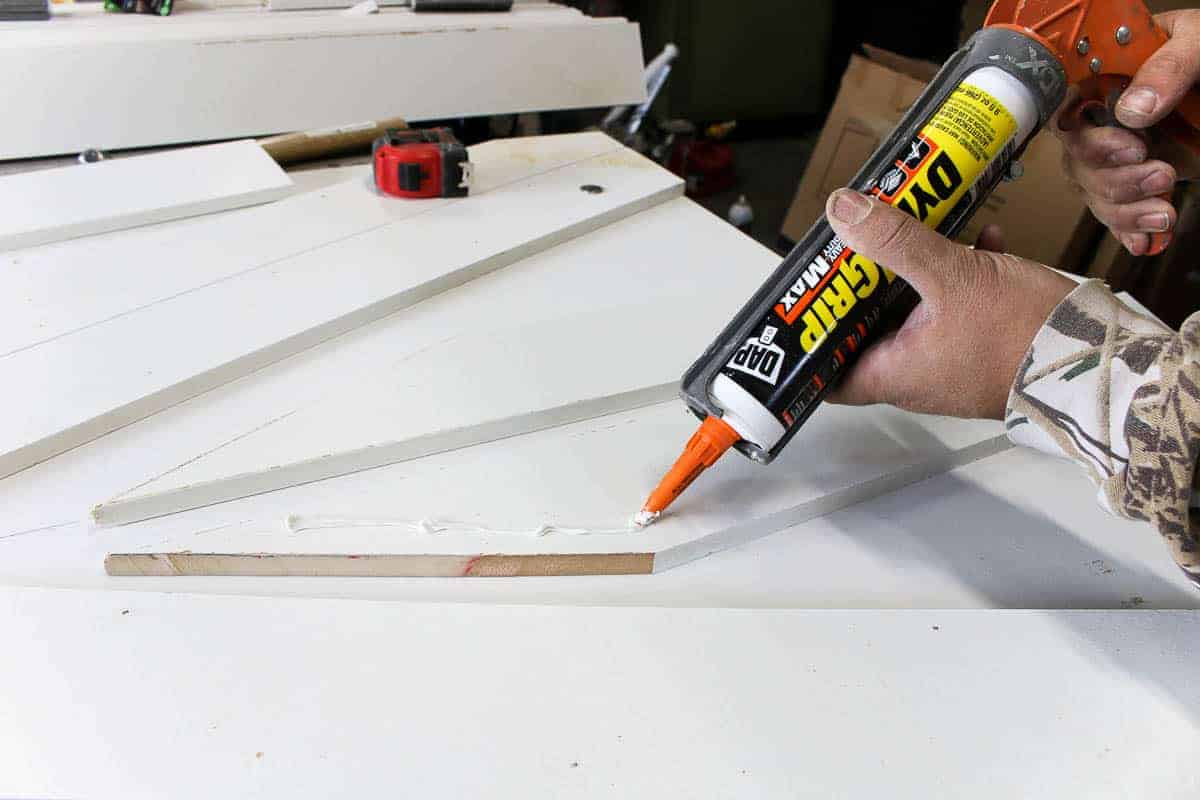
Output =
[{"x1": 1006, "y1": 280, "x2": 1200, "y2": 587}]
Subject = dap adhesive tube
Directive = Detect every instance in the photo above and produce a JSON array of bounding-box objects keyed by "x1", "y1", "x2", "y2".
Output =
[
  {"x1": 710, "y1": 67, "x2": 1039, "y2": 453},
  {"x1": 640, "y1": 25, "x2": 1069, "y2": 524}
]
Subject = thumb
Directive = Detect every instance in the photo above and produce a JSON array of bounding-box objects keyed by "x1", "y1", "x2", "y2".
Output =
[
  {"x1": 1115, "y1": 12, "x2": 1200, "y2": 129},
  {"x1": 974, "y1": 223, "x2": 1005, "y2": 254},
  {"x1": 825, "y1": 189, "x2": 967, "y2": 302}
]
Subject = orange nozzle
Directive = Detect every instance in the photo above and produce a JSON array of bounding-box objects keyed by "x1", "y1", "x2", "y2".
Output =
[{"x1": 639, "y1": 415, "x2": 740, "y2": 521}]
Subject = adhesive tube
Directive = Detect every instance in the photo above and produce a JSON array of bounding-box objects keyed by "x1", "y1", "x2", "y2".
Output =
[{"x1": 710, "y1": 66, "x2": 1039, "y2": 452}]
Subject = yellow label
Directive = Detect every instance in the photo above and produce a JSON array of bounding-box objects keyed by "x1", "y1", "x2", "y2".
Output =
[
  {"x1": 781, "y1": 83, "x2": 1018, "y2": 355},
  {"x1": 876, "y1": 83, "x2": 1019, "y2": 226}
]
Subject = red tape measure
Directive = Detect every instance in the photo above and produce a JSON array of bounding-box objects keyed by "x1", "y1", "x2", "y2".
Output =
[{"x1": 372, "y1": 128, "x2": 472, "y2": 199}]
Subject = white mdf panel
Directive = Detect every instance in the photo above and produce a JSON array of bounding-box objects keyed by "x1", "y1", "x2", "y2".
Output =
[
  {"x1": 2, "y1": 586, "x2": 1197, "y2": 799},
  {"x1": 0, "y1": 140, "x2": 292, "y2": 251},
  {"x1": 103, "y1": 401, "x2": 1010, "y2": 576},
  {"x1": 0, "y1": 6, "x2": 646, "y2": 158},
  {"x1": 0, "y1": 135, "x2": 682, "y2": 480}
]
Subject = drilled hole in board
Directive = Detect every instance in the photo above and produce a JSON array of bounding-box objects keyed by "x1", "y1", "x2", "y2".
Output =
[{"x1": 580, "y1": 184, "x2": 605, "y2": 194}]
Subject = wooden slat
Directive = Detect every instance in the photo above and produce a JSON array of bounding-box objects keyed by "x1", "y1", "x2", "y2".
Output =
[
  {"x1": 258, "y1": 117, "x2": 408, "y2": 166},
  {"x1": 104, "y1": 552, "x2": 655, "y2": 577}
]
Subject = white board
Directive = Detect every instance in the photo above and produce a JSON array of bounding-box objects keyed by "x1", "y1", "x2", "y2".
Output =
[
  {"x1": 0, "y1": 133, "x2": 682, "y2": 480},
  {"x1": 103, "y1": 401, "x2": 1010, "y2": 576},
  {"x1": 94, "y1": 300, "x2": 751, "y2": 525},
  {"x1": 0, "y1": 5, "x2": 645, "y2": 158},
  {"x1": 3, "y1": 587, "x2": 1197, "y2": 798},
  {"x1": 0, "y1": 140, "x2": 293, "y2": 252}
]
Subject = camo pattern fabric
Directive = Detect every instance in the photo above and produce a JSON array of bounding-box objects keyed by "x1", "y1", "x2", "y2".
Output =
[{"x1": 1006, "y1": 280, "x2": 1200, "y2": 588}]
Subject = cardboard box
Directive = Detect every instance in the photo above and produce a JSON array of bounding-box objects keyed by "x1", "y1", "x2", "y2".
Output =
[{"x1": 780, "y1": 46, "x2": 1095, "y2": 269}]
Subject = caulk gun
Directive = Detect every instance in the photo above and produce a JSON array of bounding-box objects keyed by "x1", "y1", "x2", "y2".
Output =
[{"x1": 637, "y1": 0, "x2": 1200, "y2": 525}]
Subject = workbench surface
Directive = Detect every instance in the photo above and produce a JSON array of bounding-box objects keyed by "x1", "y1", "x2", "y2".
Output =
[{"x1": 4, "y1": 586, "x2": 1197, "y2": 799}]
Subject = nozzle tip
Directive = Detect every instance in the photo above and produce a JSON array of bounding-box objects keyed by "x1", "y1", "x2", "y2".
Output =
[{"x1": 633, "y1": 509, "x2": 661, "y2": 528}]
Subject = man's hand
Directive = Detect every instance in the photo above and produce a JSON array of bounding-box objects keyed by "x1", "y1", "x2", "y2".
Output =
[
  {"x1": 823, "y1": 189, "x2": 1076, "y2": 419},
  {"x1": 1056, "y1": 10, "x2": 1200, "y2": 256}
]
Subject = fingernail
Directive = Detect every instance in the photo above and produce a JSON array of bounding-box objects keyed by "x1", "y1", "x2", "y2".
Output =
[
  {"x1": 1117, "y1": 87, "x2": 1158, "y2": 121},
  {"x1": 1121, "y1": 234, "x2": 1147, "y2": 256},
  {"x1": 1140, "y1": 171, "x2": 1174, "y2": 196},
  {"x1": 1107, "y1": 147, "x2": 1145, "y2": 166},
  {"x1": 828, "y1": 190, "x2": 872, "y2": 224},
  {"x1": 1137, "y1": 212, "x2": 1171, "y2": 232}
]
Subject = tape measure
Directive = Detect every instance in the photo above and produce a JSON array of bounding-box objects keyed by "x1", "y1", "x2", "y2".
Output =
[{"x1": 372, "y1": 128, "x2": 472, "y2": 200}]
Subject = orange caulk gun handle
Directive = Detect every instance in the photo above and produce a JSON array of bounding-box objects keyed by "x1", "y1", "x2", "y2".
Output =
[{"x1": 986, "y1": 0, "x2": 1200, "y2": 255}]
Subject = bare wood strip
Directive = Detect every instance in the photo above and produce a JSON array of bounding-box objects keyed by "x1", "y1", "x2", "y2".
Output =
[
  {"x1": 104, "y1": 552, "x2": 654, "y2": 578},
  {"x1": 258, "y1": 116, "x2": 408, "y2": 166}
]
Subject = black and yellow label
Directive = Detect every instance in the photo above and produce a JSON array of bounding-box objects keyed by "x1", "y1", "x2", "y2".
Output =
[
  {"x1": 722, "y1": 80, "x2": 1020, "y2": 429},
  {"x1": 785, "y1": 84, "x2": 1018, "y2": 355}
]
